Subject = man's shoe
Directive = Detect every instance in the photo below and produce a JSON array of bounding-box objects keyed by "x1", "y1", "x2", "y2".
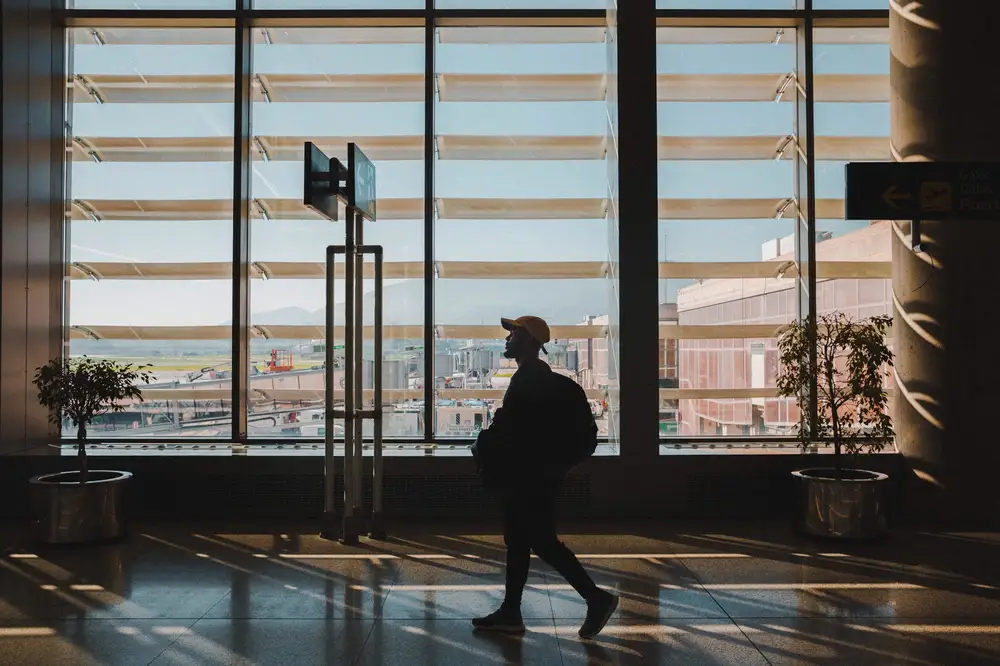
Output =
[
  {"x1": 579, "y1": 590, "x2": 618, "y2": 639},
  {"x1": 472, "y1": 607, "x2": 526, "y2": 634}
]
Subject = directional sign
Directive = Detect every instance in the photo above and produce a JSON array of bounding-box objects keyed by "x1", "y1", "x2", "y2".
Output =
[
  {"x1": 303, "y1": 142, "x2": 340, "y2": 222},
  {"x1": 348, "y1": 142, "x2": 377, "y2": 222},
  {"x1": 845, "y1": 162, "x2": 1000, "y2": 221}
]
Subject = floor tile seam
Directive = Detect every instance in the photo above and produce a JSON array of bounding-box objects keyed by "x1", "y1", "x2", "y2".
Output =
[
  {"x1": 671, "y1": 552, "x2": 778, "y2": 663},
  {"x1": 192, "y1": 588, "x2": 234, "y2": 623},
  {"x1": 352, "y1": 548, "x2": 408, "y2": 666},
  {"x1": 548, "y1": 608, "x2": 566, "y2": 666},
  {"x1": 726, "y1": 615, "x2": 777, "y2": 666},
  {"x1": 542, "y1": 571, "x2": 569, "y2": 666},
  {"x1": 352, "y1": 621, "x2": 376, "y2": 666},
  {"x1": 144, "y1": 616, "x2": 206, "y2": 666},
  {"x1": 674, "y1": 556, "x2": 732, "y2": 619},
  {"x1": 151, "y1": 585, "x2": 235, "y2": 664},
  {"x1": 209, "y1": 583, "x2": 238, "y2": 612},
  {"x1": 378, "y1": 546, "x2": 408, "y2": 610},
  {"x1": 545, "y1": 571, "x2": 557, "y2": 622},
  {"x1": 739, "y1": 627, "x2": 778, "y2": 665}
]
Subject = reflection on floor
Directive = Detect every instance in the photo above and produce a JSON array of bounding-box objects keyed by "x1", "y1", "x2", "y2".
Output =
[{"x1": 1, "y1": 521, "x2": 999, "y2": 665}]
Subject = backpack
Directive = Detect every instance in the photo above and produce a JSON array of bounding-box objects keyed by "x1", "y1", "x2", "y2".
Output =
[
  {"x1": 472, "y1": 368, "x2": 598, "y2": 489},
  {"x1": 471, "y1": 425, "x2": 509, "y2": 489},
  {"x1": 546, "y1": 372, "x2": 599, "y2": 466}
]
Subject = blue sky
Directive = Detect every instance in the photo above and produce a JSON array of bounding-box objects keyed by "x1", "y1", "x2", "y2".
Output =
[{"x1": 68, "y1": 24, "x2": 886, "y2": 328}]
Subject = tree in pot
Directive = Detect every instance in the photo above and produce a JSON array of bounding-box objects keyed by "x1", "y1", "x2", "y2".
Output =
[
  {"x1": 33, "y1": 356, "x2": 152, "y2": 482},
  {"x1": 776, "y1": 313, "x2": 894, "y2": 538}
]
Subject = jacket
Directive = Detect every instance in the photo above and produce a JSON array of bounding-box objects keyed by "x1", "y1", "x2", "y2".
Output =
[{"x1": 472, "y1": 358, "x2": 574, "y2": 490}]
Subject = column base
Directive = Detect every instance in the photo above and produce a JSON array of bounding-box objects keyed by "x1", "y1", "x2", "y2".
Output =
[
  {"x1": 340, "y1": 514, "x2": 360, "y2": 545},
  {"x1": 368, "y1": 511, "x2": 387, "y2": 540},
  {"x1": 318, "y1": 510, "x2": 340, "y2": 542}
]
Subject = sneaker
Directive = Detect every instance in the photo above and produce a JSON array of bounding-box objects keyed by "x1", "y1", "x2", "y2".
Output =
[
  {"x1": 472, "y1": 607, "x2": 526, "y2": 634},
  {"x1": 579, "y1": 590, "x2": 618, "y2": 639}
]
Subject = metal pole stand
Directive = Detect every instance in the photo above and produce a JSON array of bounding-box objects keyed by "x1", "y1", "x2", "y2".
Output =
[
  {"x1": 323, "y1": 230, "x2": 386, "y2": 544},
  {"x1": 324, "y1": 241, "x2": 359, "y2": 545},
  {"x1": 321, "y1": 244, "x2": 345, "y2": 543},
  {"x1": 366, "y1": 243, "x2": 386, "y2": 541}
]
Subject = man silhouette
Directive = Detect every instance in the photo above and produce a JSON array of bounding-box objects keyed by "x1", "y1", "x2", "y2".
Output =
[{"x1": 472, "y1": 316, "x2": 618, "y2": 639}]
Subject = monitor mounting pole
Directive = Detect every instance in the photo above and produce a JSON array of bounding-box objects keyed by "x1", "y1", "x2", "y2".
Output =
[{"x1": 307, "y1": 141, "x2": 384, "y2": 544}]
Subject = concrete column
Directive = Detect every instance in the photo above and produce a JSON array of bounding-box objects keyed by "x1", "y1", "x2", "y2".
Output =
[{"x1": 891, "y1": 1, "x2": 1000, "y2": 525}]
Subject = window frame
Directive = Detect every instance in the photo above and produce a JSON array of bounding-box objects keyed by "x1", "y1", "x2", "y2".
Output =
[{"x1": 59, "y1": 0, "x2": 891, "y2": 457}]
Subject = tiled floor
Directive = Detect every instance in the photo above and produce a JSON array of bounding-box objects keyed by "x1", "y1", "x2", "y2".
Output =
[{"x1": 1, "y1": 521, "x2": 999, "y2": 665}]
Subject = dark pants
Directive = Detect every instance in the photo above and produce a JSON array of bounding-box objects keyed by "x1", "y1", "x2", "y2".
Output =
[{"x1": 502, "y1": 485, "x2": 600, "y2": 608}]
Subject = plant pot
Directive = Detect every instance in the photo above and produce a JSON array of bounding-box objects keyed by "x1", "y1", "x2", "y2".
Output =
[
  {"x1": 29, "y1": 470, "x2": 132, "y2": 544},
  {"x1": 792, "y1": 468, "x2": 889, "y2": 540}
]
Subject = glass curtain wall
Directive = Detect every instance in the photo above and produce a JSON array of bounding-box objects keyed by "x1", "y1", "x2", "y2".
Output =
[
  {"x1": 432, "y1": 23, "x2": 615, "y2": 452},
  {"x1": 247, "y1": 25, "x2": 425, "y2": 444},
  {"x1": 656, "y1": 25, "x2": 800, "y2": 443},
  {"x1": 813, "y1": 25, "x2": 891, "y2": 319},
  {"x1": 67, "y1": 27, "x2": 236, "y2": 439},
  {"x1": 655, "y1": 9, "x2": 892, "y2": 452},
  {"x1": 61, "y1": 2, "x2": 890, "y2": 455},
  {"x1": 812, "y1": 25, "x2": 893, "y2": 416}
]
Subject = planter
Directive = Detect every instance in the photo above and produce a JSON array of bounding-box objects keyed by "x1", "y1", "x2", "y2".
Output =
[
  {"x1": 29, "y1": 470, "x2": 132, "y2": 544},
  {"x1": 792, "y1": 468, "x2": 889, "y2": 539}
]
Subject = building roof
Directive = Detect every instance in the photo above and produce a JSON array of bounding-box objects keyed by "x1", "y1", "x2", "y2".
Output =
[{"x1": 675, "y1": 221, "x2": 892, "y2": 312}]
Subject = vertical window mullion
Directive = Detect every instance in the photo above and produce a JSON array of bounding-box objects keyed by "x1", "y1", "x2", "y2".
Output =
[
  {"x1": 423, "y1": 3, "x2": 435, "y2": 445},
  {"x1": 232, "y1": 2, "x2": 253, "y2": 449},
  {"x1": 795, "y1": 0, "x2": 818, "y2": 438}
]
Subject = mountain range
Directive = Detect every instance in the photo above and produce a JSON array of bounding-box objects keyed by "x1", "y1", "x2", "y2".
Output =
[
  {"x1": 71, "y1": 280, "x2": 612, "y2": 355},
  {"x1": 252, "y1": 279, "x2": 611, "y2": 327}
]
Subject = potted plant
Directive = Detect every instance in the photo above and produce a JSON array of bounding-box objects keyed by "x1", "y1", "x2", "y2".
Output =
[
  {"x1": 29, "y1": 356, "x2": 151, "y2": 544},
  {"x1": 777, "y1": 312, "x2": 894, "y2": 539}
]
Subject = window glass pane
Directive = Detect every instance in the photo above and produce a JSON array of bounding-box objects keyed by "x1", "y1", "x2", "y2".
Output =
[
  {"x1": 656, "y1": 26, "x2": 798, "y2": 444},
  {"x1": 813, "y1": 27, "x2": 894, "y2": 423},
  {"x1": 69, "y1": 1, "x2": 233, "y2": 8},
  {"x1": 434, "y1": 26, "x2": 615, "y2": 453},
  {"x1": 606, "y1": 11, "x2": 619, "y2": 450},
  {"x1": 249, "y1": 27, "x2": 425, "y2": 445},
  {"x1": 437, "y1": 1, "x2": 604, "y2": 7},
  {"x1": 814, "y1": 1, "x2": 887, "y2": 8},
  {"x1": 656, "y1": 1, "x2": 794, "y2": 8},
  {"x1": 254, "y1": 1, "x2": 424, "y2": 8},
  {"x1": 67, "y1": 27, "x2": 235, "y2": 438}
]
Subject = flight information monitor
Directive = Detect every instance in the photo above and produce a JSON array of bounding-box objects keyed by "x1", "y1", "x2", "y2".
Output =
[
  {"x1": 303, "y1": 141, "x2": 340, "y2": 222},
  {"x1": 348, "y1": 142, "x2": 377, "y2": 222}
]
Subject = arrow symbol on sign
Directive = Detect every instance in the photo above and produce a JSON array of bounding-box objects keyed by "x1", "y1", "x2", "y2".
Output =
[{"x1": 882, "y1": 185, "x2": 912, "y2": 208}]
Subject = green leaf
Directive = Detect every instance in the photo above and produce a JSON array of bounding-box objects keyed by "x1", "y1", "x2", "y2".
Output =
[
  {"x1": 776, "y1": 313, "x2": 895, "y2": 474},
  {"x1": 33, "y1": 356, "x2": 153, "y2": 439}
]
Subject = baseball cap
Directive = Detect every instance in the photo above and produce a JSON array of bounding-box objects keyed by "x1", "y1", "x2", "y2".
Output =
[{"x1": 501, "y1": 316, "x2": 551, "y2": 354}]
